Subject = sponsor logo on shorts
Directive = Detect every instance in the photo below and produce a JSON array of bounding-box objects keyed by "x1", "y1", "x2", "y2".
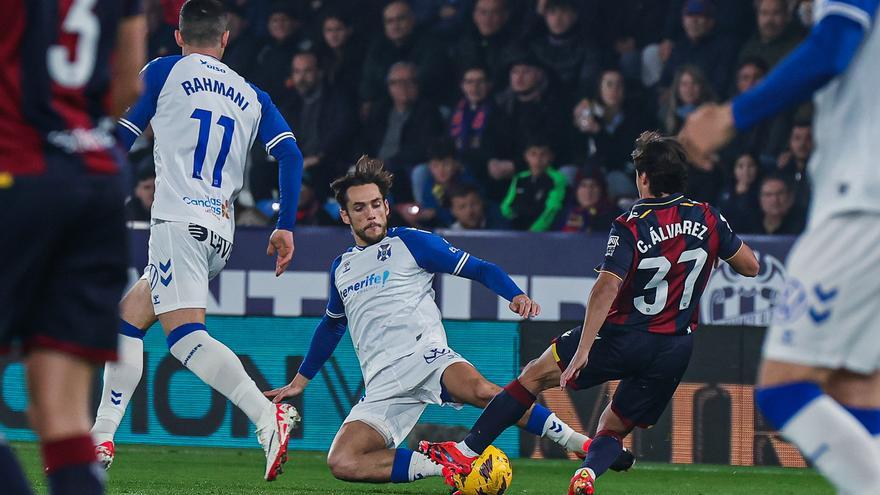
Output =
[
  {"x1": 423, "y1": 347, "x2": 453, "y2": 364},
  {"x1": 189, "y1": 224, "x2": 232, "y2": 260},
  {"x1": 772, "y1": 278, "x2": 808, "y2": 325},
  {"x1": 146, "y1": 264, "x2": 159, "y2": 289}
]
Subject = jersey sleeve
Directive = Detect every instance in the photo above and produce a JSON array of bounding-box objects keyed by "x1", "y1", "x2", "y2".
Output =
[
  {"x1": 816, "y1": 0, "x2": 879, "y2": 30},
  {"x1": 712, "y1": 208, "x2": 745, "y2": 261},
  {"x1": 395, "y1": 228, "x2": 469, "y2": 274},
  {"x1": 326, "y1": 257, "x2": 345, "y2": 318},
  {"x1": 598, "y1": 220, "x2": 637, "y2": 281},
  {"x1": 117, "y1": 56, "x2": 180, "y2": 149}
]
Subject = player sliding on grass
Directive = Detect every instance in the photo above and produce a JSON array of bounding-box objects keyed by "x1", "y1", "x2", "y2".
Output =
[
  {"x1": 265, "y1": 156, "x2": 633, "y2": 486},
  {"x1": 419, "y1": 132, "x2": 759, "y2": 494}
]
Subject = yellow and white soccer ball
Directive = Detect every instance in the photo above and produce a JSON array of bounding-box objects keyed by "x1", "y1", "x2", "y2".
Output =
[{"x1": 453, "y1": 445, "x2": 513, "y2": 495}]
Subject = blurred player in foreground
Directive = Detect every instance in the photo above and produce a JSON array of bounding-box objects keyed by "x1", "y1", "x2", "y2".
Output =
[
  {"x1": 89, "y1": 0, "x2": 304, "y2": 481},
  {"x1": 265, "y1": 156, "x2": 633, "y2": 486},
  {"x1": 679, "y1": 0, "x2": 880, "y2": 492},
  {"x1": 0, "y1": 1, "x2": 145, "y2": 493},
  {"x1": 420, "y1": 133, "x2": 759, "y2": 494}
]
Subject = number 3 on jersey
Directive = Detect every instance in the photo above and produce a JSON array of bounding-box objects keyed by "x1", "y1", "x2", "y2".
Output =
[
  {"x1": 634, "y1": 248, "x2": 707, "y2": 315},
  {"x1": 190, "y1": 108, "x2": 236, "y2": 188}
]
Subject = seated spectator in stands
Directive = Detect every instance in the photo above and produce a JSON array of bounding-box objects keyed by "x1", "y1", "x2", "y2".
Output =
[
  {"x1": 278, "y1": 51, "x2": 357, "y2": 197},
  {"x1": 572, "y1": 68, "x2": 650, "y2": 199},
  {"x1": 529, "y1": 0, "x2": 602, "y2": 98},
  {"x1": 744, "y1": 175, "x2": 805, "y2": 235},
  {"x1": 222, "y1": 5, "x2": 260, "y2": 81},
  {"x1": 297, "y1": 176, "x2": 340, "y2": 226},
  {"x1": 555, "y1": 166, "x2": 617, "y2": 233},
  {"x1": 661, "y1": 64, "x2": 715, "y2": 134},
  {"x1": 717, "y1": 152, "x2": 762, "y2": 232},
  {"x1": 412, "y1": 0, "x2": 472, "y2": 39},
  {"x1": 660, "y1": 0, "x2": 739, "y2": 97},
  {"x1": 254, "y1": 3, "x2": 311, "y2": 101},
  {"x1": 737, "y1": 0, "x2": 803, "y2": 69},
  {"x1": 359, "y1": 0, "x2": 450, "y2": 113},
  {"x1": 777, "y1": 121, "x2": 813, "y2": 212},
  {"x1": 315, "y1": 12, "x2": 365, "y2": 98},
  {"x1": 454, "y1": 0, "x2": 517, "y2": 84},
  {"x1": 361, "y1": 62, "x2": 444, "y2": 201},
  {"x1": 501, "y1": 138, "x2": 568, "y2": 232},
  {"x1": 126, "y1": 159, "x2": 155, "y2": 222},
  {"x1": 417, "y1": 139, "x2": 480, "y2": 227},
  {"x1": 447, "y1": 183, "x2": 511, "y2": 230}
]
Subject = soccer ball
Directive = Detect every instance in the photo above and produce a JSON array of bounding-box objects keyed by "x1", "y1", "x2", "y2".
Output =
[{"x1": 453, "y1": 445, "x2": 513, "y2": 495}]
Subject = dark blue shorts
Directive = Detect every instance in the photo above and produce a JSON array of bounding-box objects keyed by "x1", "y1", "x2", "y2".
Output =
[
  {"x1": 552, "y1": 325, "x2": 693, "y2": 429},
  {"x1": 0, "y1": 175, "x2": 128, "y2": 362}
]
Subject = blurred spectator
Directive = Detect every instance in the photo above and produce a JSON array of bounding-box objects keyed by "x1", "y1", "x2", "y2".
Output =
[
  {"x1": 572, "y1": 68, "x2": 651, "y2": 199},
  {"x1": 661, "y1": 64, "x2": 715, "y2": 134},
  {"x1": 416, "y1": 138, "x2": 480, "y2": 227},
  {"x1": 359, "y1": 1, "x2": 450, "y2": 112},
  {"x1": 662, "y1": 0, "x2": 755, "y2": 45},
  {"x1": 222, "y1": 5, "x2": 260, "y2": 81},
  {"x1": 297, "y1": 177, "x2": 340, "y2": 226},
  {"x1": 555, "y1": 166, "x2": 617, "y2": 233},
  {"x1": 454, "y1": 0, "x2": 517, "y2": 84},
  {"x1": 777, "y1": 121, "x2": 812, "y2": 212},
  {"x1": 147, "y1": 0, "x2": 177, "y2": 59},
  {"x1": 361, "y1": 62, "x2": 444, "y2": 201},
  {"x1": 254, "y1": 4, "x2": 311, "y2": 101},
  {"x1": 126, "y1": 159, "x2": 156, "y2": 222},
  {"x1": 413, "y1": 0, "x2": 474, "y2": 39},
  {"x1": 501, "y1": 138, "x2": 568, "y2": 231},
  {"x1": 744, "y1": 175, "x2": 805, "y2": 235},
  {"x1": 717, "y1": 153, "x2": 762, "y2": 232},
  {"x1": 449, "y1": 66, "x2": 514, "y2": 192},
  {"x1": 315, "y1": 13, "x2": 366, "y2": 98},
  {"x1": 529, "y1": 0, "x2": 603, "y2": 97},
  {"x1": 737, "y1": 0, "x2": 803, "y2": 69},
  {"x1": 447, "y1": 183, "x2": 511, "y2": 230},
  {"x1": 660, "y1": 0, "x2": 739, "y2": 97},
  {"x1": 592, "y1": 0, "x2": 673, "y2": 81},
  {"x1": 277, "y1": 51, "x2": 357, "y2": 197}
]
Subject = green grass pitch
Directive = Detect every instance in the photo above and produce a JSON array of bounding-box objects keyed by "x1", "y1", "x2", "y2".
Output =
[{"x1": 11, "y1": 442, "x2": 832, "y2": 494}]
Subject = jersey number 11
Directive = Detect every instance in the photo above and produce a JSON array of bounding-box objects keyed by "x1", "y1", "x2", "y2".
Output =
[{"x1": 190, "y1": 108, "x2": 236, "y2": 188}]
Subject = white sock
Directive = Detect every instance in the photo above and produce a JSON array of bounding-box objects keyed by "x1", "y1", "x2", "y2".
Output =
[
  {"x1": 408, "y1": 451, "x2": 443, "y2": 481},
  {"x1": 91, "y1": 334, "x2": 143, "y2": 444},
  {"x1": 542, "y1": 413, "x2": 590, "y2": 453},
  {"x1": 455, "y1": 440, "x2": 479, "y2": 458},
  {"x1": 782, "y1": 395, "x2": 880, "y2": 493},
  {"x1": 169, "y1": 329, "x2": 274, "y2": 430}
]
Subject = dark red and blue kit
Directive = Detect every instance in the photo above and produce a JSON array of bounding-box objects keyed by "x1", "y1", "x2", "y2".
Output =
[
  {"x1": 0, "y1": 0, "x2": 141, "y2": 361},
  {"x1": 552, "y1": 194, "x2": 744, "y2": 428}
]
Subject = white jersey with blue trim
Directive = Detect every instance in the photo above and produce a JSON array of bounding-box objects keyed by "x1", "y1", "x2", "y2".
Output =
[
  {"x1": 119, "y1": 54, "x2": 296, "y2": 241},
  {"x1": 324, "y1": 228, "x2": 471, "y2": 385},
  {"x1": 808, "y1": 0, "x2": 880, "y2": 227}
]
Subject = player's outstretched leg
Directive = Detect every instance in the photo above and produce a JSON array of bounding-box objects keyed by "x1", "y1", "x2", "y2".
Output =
[
  {"x1": 161, "y1": 311, "x2": 299, "y2": 481},
  {"x1": 0, "y1": 436, "x2": 33, "y2": 495},
  {"x1": 568, "y1": 405, "x2": 631, "y2": 495},
  {"x1": 756, "y1": 361, "x2": 880, "y2": 493}
]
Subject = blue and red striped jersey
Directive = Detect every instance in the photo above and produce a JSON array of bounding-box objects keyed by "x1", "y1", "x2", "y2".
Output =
[
  {"x1": 599, "y1": 194, "x2": 744, "y2": 335},
  {"x1": 0, "y1": 0, "x2": 141, "y2": 176}
]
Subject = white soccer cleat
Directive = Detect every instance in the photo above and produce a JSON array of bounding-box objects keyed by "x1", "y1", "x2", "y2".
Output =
[
  {"x1": 256, "y1": 403, "x2": 300, "y2": 481},
  {"x1": 95, "y1": 441, "x2": 115, "y2": 470}
]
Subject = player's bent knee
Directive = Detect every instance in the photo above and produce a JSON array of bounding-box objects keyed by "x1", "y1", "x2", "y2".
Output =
[{"x1": 326, "y1": 451, "x2": 362, "y2": 481}]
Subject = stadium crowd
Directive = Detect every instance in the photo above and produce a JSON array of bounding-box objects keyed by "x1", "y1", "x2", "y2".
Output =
[{"x1": 128, "y1": 0, "x2": 816, "y2": 236}]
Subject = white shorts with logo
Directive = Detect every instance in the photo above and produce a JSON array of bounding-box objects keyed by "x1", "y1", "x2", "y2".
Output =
[
  {"x1": 142, "y1": 220, "x2": 232, "y2": 315},
  {"x1": 764, "y1": 213, "x2": 880, "y2": 373},
  {"x1": 343, "y1": 342, "x2": 469, "y2": 448}
]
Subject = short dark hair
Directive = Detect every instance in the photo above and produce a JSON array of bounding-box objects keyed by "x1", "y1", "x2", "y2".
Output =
[
  {"x1": 446, "y1": 183, "x2": 482, "y2": 203},
  {"x1": 179, "y1": 0, "x2": 228, "y2": 46},
  {"x1": 737, "y1": 56, "x2": 769, "y2": 75},
  {"x1": 427, "y1": 137, "x2": 456, "y2": 161},
  {"x1": 330, "y1": 156, "x2": 394, "y2": 210},
  {"x1": 524, "y1": 134, "x2": 554, "y2": 154},
  {"x1": 631, "y1": 131, "x2": 688, "y2": 196}
]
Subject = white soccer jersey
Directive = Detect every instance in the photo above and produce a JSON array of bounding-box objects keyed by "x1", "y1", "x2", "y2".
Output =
[
  {"x1": 118, "y1": 54, "x2": 296, "y2": 241},
  {"x1": 808, "y1": 1, "x2": 880, "y2": 227},
  {"x1": 325, "y1": 228, "x2": 474, "y2": 385}
]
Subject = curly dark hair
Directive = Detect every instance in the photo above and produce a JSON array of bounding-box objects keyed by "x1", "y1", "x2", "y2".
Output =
[
  {"x1": 631, "y1": 131, "x2": 689, "y2": 197},
  {"x1": 330, "y1": 155, "x2": 394, "y2": 210}
]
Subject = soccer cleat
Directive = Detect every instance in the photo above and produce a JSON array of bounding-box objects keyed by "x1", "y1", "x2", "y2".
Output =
[
  {"x1": 417, "y1": 441, "x2": 477, "y2": 487},
  {"x1": 95, "y1": 441, "x2": 115, "y2": 470},
  {"x1": 568, "y1": 467, "x2": 595, "y2": 495},
  {"x1": 256, "y1": 403, "x2": 300, "y2": 481}
]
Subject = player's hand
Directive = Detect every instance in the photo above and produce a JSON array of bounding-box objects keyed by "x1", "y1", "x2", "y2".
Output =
[
  {"x1": 264, "y1": 376, "x2": 308, "y2": 404},
  {"x1": 267, "y1": 229, "x2": 295, "y2": 277},
  {"x1": 509, "y1": 294, "x2": 541, "y2": 319},
  {"x1": 560, "y1": 350, "x2": 589, "y2": 390},
  {"x1": 678, "y1": 102, "x2": 735, "y2": 171}
]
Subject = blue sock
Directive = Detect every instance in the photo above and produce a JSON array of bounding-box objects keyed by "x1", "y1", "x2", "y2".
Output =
[
  {"x1": 581, "y1": 430, "x2": 623, "y2": 478},
  {"x1": 755, "y1": 381, "x2": 823, "y2": 429},
  {"x1": 845, "y1": 407, "x2": 880, "y2": 436},
  {"x1": 525, "y1": 403, "x2": 552, "y2": 436},
  {"x1": 119, "y1": 320, "x2": 146, "y2": 339},
  {"x1": 166, "y1": 322, "x2": 206, "y2": 349},
  {"x1": 0, "y1": 442, "x2": 32, "y2": 495},
  {"x1": 464, "y1": 379, "x2": 536, "y2": 454},
  {"x1": 391, "y1": 448, "x2": 413, "y2": 483}
]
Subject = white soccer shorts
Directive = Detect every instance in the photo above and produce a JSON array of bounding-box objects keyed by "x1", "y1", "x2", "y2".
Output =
[
  {"x1": 142, "y1": 220, "x2": 232, "y2": 315},
  {"x1": 342, "y1": 342, "x2": 469, "y2": 447},
  {"x1": 764, "y1": 213, "x2": 880, "y2": 373}
]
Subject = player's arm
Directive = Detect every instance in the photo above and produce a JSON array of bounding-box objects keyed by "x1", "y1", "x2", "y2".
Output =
[
  {"x1": 116, "y1": 56, "x2": 180, "y2": 150},
  {"x1": 109, "y1": 4, "x2": 146, "y2": 118},
  {"x1": 714, "y1": 208, "x2": 760, "y2": 277},
  {"x1": 398, "y1": 229, "x2": 540, "y2": 318}
]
